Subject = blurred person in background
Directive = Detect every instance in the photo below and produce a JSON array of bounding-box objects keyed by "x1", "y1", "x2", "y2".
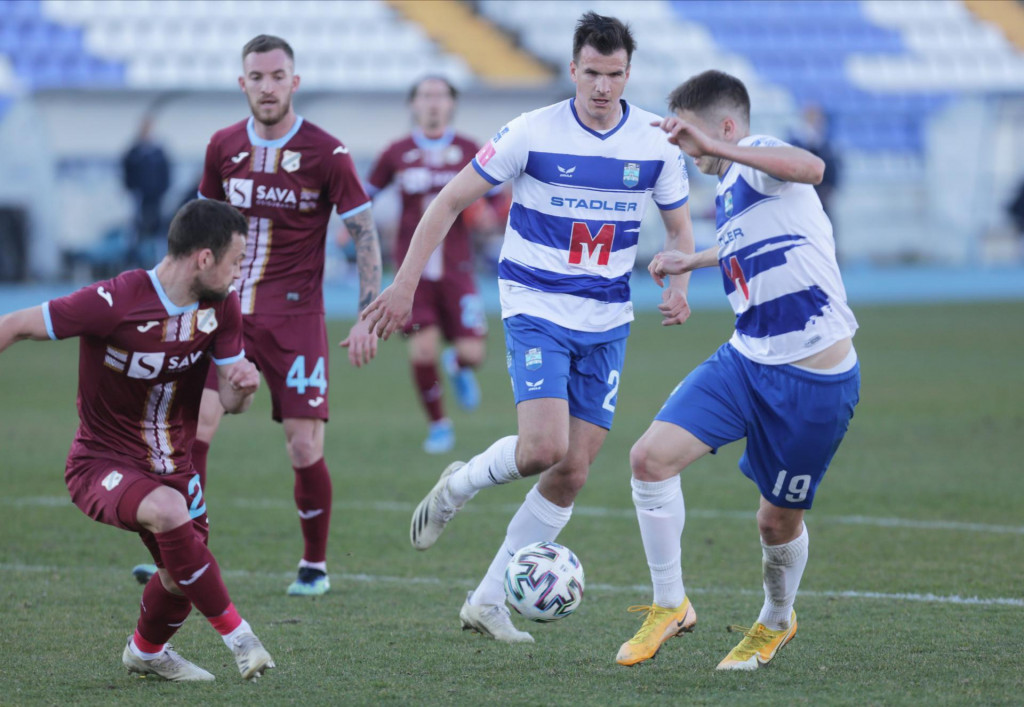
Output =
[
  {"x1": 366, "y1": 75, "x2": 501, "y2": 454},
  {"x1": 122, "y1": 113, "x2": 171, "y2": 266},
  {"x1": 788, "y1": 104, "x2": 841, "y2": 223}
]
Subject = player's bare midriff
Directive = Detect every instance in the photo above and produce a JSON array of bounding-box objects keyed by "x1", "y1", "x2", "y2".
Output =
[{"x1": 791, "y1": 337, "x2": 852, "y2": 369}]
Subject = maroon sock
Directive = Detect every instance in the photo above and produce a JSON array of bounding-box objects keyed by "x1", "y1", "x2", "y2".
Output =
[
  {"x1": 191, "y1": 439, "x2": 210, "y2": 491},
  {"x1": 293, "y1": 458, "x2": 332, "y2": 563},
  {"x1": 413, "y1": 362, "x2": 445, "y2": 422},
  {"x1": 135, "y1": 573, "x2": 192, "y2": 648},
  {"x1": 154, "y1": 521, "x2": 231, "y2": 619}
]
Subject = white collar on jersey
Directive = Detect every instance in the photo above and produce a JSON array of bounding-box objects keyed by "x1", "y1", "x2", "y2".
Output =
[
  {"x1": 412, "y1": 127, "x2": 456, "y2": 151},
  {"x1": 148, "y1": 268, "x2": 199, "y2": 316},
  {"x1": 246, "y1": 115, "x2": 304, "y2": 149}
]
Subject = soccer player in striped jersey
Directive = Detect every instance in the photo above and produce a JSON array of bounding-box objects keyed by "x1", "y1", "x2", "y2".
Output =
[
  {"x1": 364, "y1": 12, "x2": 695, "y2": 643},
  {"x1": 0, "y1": 200, "x2": 274, "y2": 681},
  {"x1": 192, "y1": 35, "x2": 383, "y2": 597},
  {"x1": 616, "y1": 70, "x2": 860, "y2": 670}
]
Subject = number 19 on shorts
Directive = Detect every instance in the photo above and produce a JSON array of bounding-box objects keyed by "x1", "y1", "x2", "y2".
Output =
[
  {"x1": 771, "y1": 470, "x2": 811, "y2": 504},
  {"x1": 286, "y1": 355, "x2": 327, "y2": 395}
]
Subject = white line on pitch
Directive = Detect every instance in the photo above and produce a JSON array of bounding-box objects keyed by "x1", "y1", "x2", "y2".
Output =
[
  {"x1": 0, "y1": 562, "x2": 1021, "y2": 608},
  {"x1": 6, "y1": 495, "x2": 1024, "y2": 536}
]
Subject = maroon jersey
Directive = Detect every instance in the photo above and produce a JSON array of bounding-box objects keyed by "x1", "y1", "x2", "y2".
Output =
[
  {"x1": 44, "y1": 269, "x2": 245, "y2": 475},
  {"x1": 199, "y1": 116, "x2": 370, "y2": 315},
  {"x1": 368, "y1": 129, "x2": 478, "y2": 281}
]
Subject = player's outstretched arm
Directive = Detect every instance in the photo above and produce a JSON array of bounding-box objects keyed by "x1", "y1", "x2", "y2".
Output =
[
  {"x1": 339, "y1": 207, "x2": 383, "y2": 367},
  {"x1": 361, "y1": 165, "x2": 495, "y2": 340},
  {"x1": 657, "y1": 203, "x2": 696, "y2": 326},
  {"x1": 216, "y1": 358, "x2": 260, "y2": 414},
  {"x1": 649, "y1": 245, "x2": 720, "y2": 285},
  {"x1": 652, "y1": 117, "x2": 824, "y2": 184},
  {"x1": 0, "y1": 306, "x2": 50, "y2": 354}
]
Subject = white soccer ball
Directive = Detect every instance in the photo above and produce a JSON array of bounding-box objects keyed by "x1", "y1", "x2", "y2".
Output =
[{"x1": 504, "y1": 541, "x2": 585, "y2": 622}]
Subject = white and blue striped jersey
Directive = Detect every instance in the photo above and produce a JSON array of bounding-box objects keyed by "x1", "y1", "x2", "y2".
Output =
[
  {"x1": 471, "y1": 99, "x2": 689, "y2": 333},
  {"x1": 716, "y1": 135, "x2": 857, "y2": 364}
]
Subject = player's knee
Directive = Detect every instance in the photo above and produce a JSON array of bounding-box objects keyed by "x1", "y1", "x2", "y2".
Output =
[
  {"x1": 286, "y1": 435, "x2": 322, "y2": 469},
  {"x1": 547, "y1": 460, "x2": 589, "y2": 498},
  {"x1": 516, "y1": 438, "x2": 567, "y2": 476},
  {"x1": 757, "y1": 505, "x2": 803, "y2": 544},
  {"x1": 137, "y1": 486, "x2": 190, "y2": 534},
  {"x1": 629, "y1": 439, "x2": 673, "y2": 481}
]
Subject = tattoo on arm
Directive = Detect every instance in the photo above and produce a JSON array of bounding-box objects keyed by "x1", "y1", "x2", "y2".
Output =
[{"x1": 343, "y1": 208, "x2": 383, "y2": 312}]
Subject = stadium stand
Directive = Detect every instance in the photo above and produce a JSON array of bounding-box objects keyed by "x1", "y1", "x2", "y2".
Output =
[{"x1": 30, "y1": 0, "x2": 472, "y2": 90}]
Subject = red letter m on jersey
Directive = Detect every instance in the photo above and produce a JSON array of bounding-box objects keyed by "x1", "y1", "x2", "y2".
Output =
[{"x1": 569, "y1": 222, "x2": 615, "y2": 266}]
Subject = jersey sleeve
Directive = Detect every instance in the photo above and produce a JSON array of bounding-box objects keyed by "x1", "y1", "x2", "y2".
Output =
[
  {"x1": 653, "y1": 146, "x2": 690, "y2": 210},
  {"x1": 737, "y1": 134, "x2": 791, "y2": 194},
  {"x1": 211, "y1": 290, "x2": 245, "y2": 366},
  {"x1": 471, "y1": 114, "x2": 529, "y2": 186},
  {"x1": 43, "y1": 279, "x2": 123, "y2": 340},
  {"x1": 198, "y1": 138, "x2": 225, "y2": 201},
  {"x1": 366, "y1": 147, "x2": 395, "y2": 198},
  {"x1": 326, "y1": 142, "x2": 372, "y2": 219}
]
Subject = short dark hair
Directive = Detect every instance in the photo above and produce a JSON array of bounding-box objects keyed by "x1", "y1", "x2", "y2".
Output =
[
  {"x1": 408, "y1": 75, "x2": 458, "y2": 102},
  {"x1": 242, "y1": 34, "x2": 294, "y2": 63},
  {"x1": 667, "y1": 70, "x2": 751, "y2": 125},
  {"x1": 573, "y1": 11, "x2": 635, "y2": 64},
  {"x1": 167, "y1": 200, "x2": 248, "y2": 261}
]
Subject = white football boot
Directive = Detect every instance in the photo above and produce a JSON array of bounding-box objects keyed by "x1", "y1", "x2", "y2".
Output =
[
  {"x1": 459, "y1": 591, "x2": 535, "y2": 644},
  {"x1": 410, "y1": 462, "x2": 465, "y2": 550},
  {"x1": 228, "y1": 629, "x2": 275, "y2": 680},
  {"x1": 122, "y1": 639, "x2": 215, "y2": 681}
]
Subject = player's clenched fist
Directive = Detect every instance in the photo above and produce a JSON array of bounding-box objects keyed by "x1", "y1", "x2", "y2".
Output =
[
  {"x1": 649, "y1": 249, "x2": 700, "y2": 285},
  {"x1": 227, "y1": 358, "x2": 260, "y2": 395}
]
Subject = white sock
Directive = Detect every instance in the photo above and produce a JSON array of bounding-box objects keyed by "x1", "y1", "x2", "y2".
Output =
[
  {"x1": 632, "y1": 476, "x2": 687, "y2": 609},
  {"x1": 130, "y1": 638, "x2": 165, "y2": 660},
  {"x1": 221, "y1": 618, "x2": 252, "y2": 648},
  {"x1": 299, "y1": 559, "x2": 327, "y2": 572},
  {"x1": 757, "y1": 524, "x2": 809, "y2": 630},
  {"x1": 446, "y1": 435, "x2": 521, "y2": 506},
  {"x1": 469, "y1": 483, "x2": 572, "y2": 606}
]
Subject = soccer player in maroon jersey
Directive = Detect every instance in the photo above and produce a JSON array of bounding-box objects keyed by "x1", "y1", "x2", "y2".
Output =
[
  {"x1": 0, "y1": 200, "x2": 274, "y2": 681},
  {"x1": 194, "y1": 35, "x2": 383, "y2": 596},
  {"x1": 367, "y1": 76, "x2": 495, "y2": 454}
]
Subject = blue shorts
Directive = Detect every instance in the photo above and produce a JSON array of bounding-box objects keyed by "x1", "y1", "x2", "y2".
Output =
[
  {"x1": 656, "y1": 343, "x2": 860, "y2": 509},
  {"x1": 503, "y1": 315, "x2": 629, "y2": 430}
]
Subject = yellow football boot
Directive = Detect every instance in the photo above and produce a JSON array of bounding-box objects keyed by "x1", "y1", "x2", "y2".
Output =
[
  {"x1": 716, "y1": 610, "x2": 797, "y2": 671},
  {"x1": 615, "y1": 597, "x2": 697, "y2": 666}
]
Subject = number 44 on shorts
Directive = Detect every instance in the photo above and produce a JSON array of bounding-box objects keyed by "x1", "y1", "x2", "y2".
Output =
[{"x1": 286, "y1": 355, "x2": 327, "y2": 395}]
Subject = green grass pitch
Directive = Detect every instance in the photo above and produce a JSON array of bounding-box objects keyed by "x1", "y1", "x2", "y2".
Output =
[{"x1": 1, "y1": 302, "x2": 1022, "y2": 705}]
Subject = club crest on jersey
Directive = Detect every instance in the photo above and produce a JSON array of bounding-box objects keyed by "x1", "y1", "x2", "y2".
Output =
[
  {"x1": 281, "y1": 150, "x2": 301, "y2": 173},
  {"x1": 444, "y1": 145, "x2": 463, "y2": 165},
  {"x1": 724, "y1": 189, "x2": 734, "y2": 217},
  {"x1": 525, "y1": 347, "x2": 543, "y2": 371},
  {"x1": 197, "y1": 308, "x2": 218, "y2": 334},
  {"x1": 623, "y1": 162, "x2": 640, "y2": 188}
]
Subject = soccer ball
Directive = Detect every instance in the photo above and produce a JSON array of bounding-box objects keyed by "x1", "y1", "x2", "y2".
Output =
[{"x1": 504, "y1": 541, "x2": 585, "y2": 622}]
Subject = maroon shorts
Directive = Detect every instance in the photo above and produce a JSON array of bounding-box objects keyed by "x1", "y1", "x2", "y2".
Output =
[
  {"x1": 206, "y1": 311, "x2": 330, "y2": 422},
  {"x1": 65, "y1": 456, "x2": 209, "y2": 566},
  {"x1": 404, "y1": 275, "x2": 487, "y2": 341}
]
